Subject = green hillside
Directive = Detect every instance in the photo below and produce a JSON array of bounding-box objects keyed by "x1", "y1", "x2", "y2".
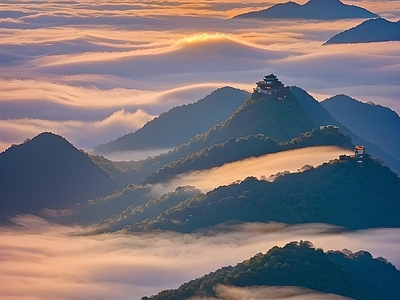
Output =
[
  {"x1": 132, "y1": 156, "x2": 400, "y2": 233},
  {"x1": 143, "y1": 241, "x2": 400, "y2": 300}
]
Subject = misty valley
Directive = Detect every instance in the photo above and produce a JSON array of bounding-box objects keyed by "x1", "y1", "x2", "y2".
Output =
[{"x1": 1, "y1": 0, "x2": 400, "y2": 299}]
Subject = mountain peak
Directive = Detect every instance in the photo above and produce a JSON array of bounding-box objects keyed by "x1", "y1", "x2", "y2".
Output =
[
  {"x1": 324, "y1": 18, "x2": 400, "y2": 44},
  {"x1": 145, "y1": 240, "x2": 400, "y2": 300},
  {"x1": 233, "y1": 0, "x2": 379, "y2": 20},
  {"x1": 0, "y1": 132, "x2": 117, "y2": 216},
  {"x1": 5, "y1": 132, "x2": 72, "y2": 153}
]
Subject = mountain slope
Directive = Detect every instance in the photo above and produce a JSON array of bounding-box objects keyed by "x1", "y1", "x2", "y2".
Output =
[
  {"x1": 94, "y1": 87, "x2": 249, "y2": 153},
  {"x1": 107, "y1": 86, "x2": 320, "y2": 185},
  {"x1": 324, "y1": 18, "x2": 400, "y2": 44},
  {"x1": 144, "y1": 241, "x2": 400, "y2": 300},
  {"x1": 234, "y1": 0, "x2": 379, "y2": 20},
  {"x1": 0, "y1": 132, "x2": 118, "y2": 217},
  {"x1": 176, "y1": 87, "x2": 319, "y2": 157},
  {"x1": 322, "y1": 94, "x2": 400, "y2": 161},
  {"x1": 290, "y1": 86, "x2": 400, "y2": 174},
  {"x1": 132, "y1": 156, "x2": 400, "y2": 233}
]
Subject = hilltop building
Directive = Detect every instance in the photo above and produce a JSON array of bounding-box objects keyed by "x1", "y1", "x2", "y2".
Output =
[
  {"x1": 254, "y1": 74, "x2": 285, "y2": 99},
  {"x1": 339, "y1": 145, "x2": 366, "y2": 166},
  {"x1": 320, "y1": 125, "x2": 339, "y2": 132},
  {"x1": 355, "y1": 145, "x2": 365, "y2": 166}
]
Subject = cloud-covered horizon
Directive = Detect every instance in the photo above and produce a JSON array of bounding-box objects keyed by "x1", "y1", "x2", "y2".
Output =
[{"x1": 1, "y1": 215, "x2": 399, "y2": 300}]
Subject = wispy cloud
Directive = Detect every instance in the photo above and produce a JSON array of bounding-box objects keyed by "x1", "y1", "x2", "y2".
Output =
[{"x1": 0, "y1": 109, "x2": 154, "y2": 151}]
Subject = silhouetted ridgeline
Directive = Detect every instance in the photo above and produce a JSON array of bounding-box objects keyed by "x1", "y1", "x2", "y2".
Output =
[
  {"x1": 132, "y1": 156, "x2": 400, "y2": 233},
  {"x1": 233, "y1": 0, "x2": 379, "y2": 20},
  {"x1": 143, "y1": 241, "x2": 400, "y2": 300},
  {"x1": 322, "y1": 94, "x2": 400, "y2": 161},
  {"x1": 94, "y1": 87, "x2": 249, "y2": 153},
  {"x1": 324, "y1": 18, "x2": 400, "y2": 44},
  {"x1": 0, "y1": 132, "x2": 118, "y2": 218}
]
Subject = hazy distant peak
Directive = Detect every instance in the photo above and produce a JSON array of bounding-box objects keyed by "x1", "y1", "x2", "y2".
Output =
[
  {"x1": 324, "y1": 18, "x2": 400, "y2": 44},
  {"x1": 4, "y1": 131, "x2": 76, "y2": 155},
  {"x1": 233, "y1": 0, "x2": 379, "y2": 20}
]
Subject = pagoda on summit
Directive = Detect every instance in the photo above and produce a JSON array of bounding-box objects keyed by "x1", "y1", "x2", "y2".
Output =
[{"x1": 254, "y1": 74, "x2": 285, "y2": 99}]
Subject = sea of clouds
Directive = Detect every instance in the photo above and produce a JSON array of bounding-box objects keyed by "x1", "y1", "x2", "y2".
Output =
[{"x1": 1, "y1": 0, "x2": 399, "y2": 152}]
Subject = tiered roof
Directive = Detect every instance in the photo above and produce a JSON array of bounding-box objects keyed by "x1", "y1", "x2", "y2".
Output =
[{"x1": 254, "y1": 74, "x2": 285, "y2": 98}]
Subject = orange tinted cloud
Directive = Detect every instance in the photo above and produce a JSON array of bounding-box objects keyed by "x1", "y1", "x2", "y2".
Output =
[{"x1": 1, "y1": 216, "x2": 399, "y2": 300}]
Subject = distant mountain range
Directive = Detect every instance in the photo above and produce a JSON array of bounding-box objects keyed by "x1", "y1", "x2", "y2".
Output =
[
  {"x1": 0, "y1": 133, "x2": 118, "y2": 219},
  {"x1": 322, "y1": 94, "x2": 400, "y2": 161},
  {"x1": 143, "y1": 241, "x2": 400, "y2": 300},
  {"x1": 325, "y1": 18, "x2": 400, "y2": 44},
  {"x1": 233, "y1": 0, "x2": 379, "y2": 20},
  {"x1": 94, "y1": 87, "x2": 249, "y2": 154}
]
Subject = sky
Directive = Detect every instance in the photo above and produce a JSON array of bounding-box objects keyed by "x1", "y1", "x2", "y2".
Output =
[
  {"x1": 1, "y1": 1, "x2": 400, "y2": 299},
  {"x1": 1, "y1": 0, "x2": 400, "y2": 153}
]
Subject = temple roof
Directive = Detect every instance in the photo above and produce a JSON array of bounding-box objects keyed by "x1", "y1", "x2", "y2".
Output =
[{"x1": 264, "y1": 73, "x2": 277, "y2": 80}]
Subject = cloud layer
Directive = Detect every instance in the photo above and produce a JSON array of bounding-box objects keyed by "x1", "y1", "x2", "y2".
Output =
[
  {"x1": 1, "y1": 0, "x2": 399, "y2": 151},
  {"x1": 1, "y1": 215, "x2": 399, "y2": 300}
]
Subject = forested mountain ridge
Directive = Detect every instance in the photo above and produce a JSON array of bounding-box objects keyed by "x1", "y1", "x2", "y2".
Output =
[
  {"x1": 0, "y1": 132, "x2": 118, "y2": 219},
  {"x1": 94, "y1": 87, "x2": 249, "y2": 153},
  {"x1": 94, "y1": 87, "x2": 321, "y2": 185},
  {"x1": 234, "y1": 0, "x2": 379, "y2": 20},
  {"x1": 143, "y1": 241, "x2": 400, "y2": 300},
  {"x1": 144, "y1": 128, "x2": 353, "y2": 184},
  {"x1": 132, "y1": 156, "x2": 400, "y2": 233},
  {"x1": 163, "y1": 88, "x2": 319, "y2": 161}
]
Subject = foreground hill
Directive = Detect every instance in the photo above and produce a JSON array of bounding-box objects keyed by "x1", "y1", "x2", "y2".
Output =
[
  {"x1": 0, "y1": 133, "x2": 118, "y2": 218},
  {"x1": 234, "y1": 0, "x2": 378, "y2": 20},
  {"x1": 94, "y1": 87, "x2": 249, "y2": 153},
  {"x1": 132, "y1": 156, "x2": 400, "y2": 233},
  {"x1": 143, "y1": 241, "x2": 400, "y2": 300},
  {"x1": 324, "y1": 18, "x2": 400, "y2": 44},
  {"x1": 322, "y1": 94, "x2": 400, "y2": 161}
]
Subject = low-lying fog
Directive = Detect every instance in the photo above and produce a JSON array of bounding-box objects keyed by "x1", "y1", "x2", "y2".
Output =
[
  {"x1": 164, "y1": 146, "x2": 354, "y2": 192},
  {"x1": 2, "y1": 216, "x2": 399, "y2": 300}
]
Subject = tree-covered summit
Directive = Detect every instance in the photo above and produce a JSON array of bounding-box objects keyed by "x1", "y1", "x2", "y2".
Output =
[{"x1": 143, "y1": 240, "x2": 400, "y2": 300}]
